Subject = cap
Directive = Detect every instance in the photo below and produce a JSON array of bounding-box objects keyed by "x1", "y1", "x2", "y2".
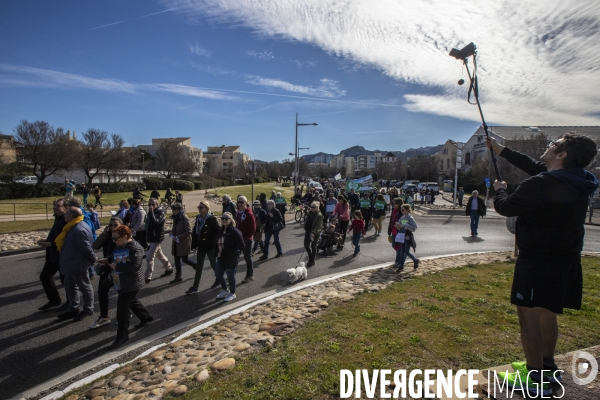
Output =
[{"x1": 252, "y1": 200, "x2": 261, "y2": 206}]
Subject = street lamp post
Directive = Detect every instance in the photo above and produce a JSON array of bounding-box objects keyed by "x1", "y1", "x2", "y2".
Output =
[
  {"x1": 295, "y1": 113, "x2": 318, "y2": 193},
  {"x1": 140, "y1": 150, "x2": 146, "y2": 178},
  {"x1": 250, "y1": 161, "x2": 256, "y2": 201}
]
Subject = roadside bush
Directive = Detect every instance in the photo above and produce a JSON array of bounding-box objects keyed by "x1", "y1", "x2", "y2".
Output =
[
  {"x1": 94, "y1": 182, "x2": 140, "y2": 193},
  {"x1": 0, "y1": 182, "x2": 64, "y2": 199},
  {"x1": 142, "y1": 178, "x2": 195, "y2": 191},
  {"x1": 282, "y1": 182, "x2": 291, "y2": 187}
]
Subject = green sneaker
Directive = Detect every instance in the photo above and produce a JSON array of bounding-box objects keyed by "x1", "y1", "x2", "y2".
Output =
[
  {"x1": 497, "y1": 368, "x2": 552, "y2": 396},
  {"x1": 511, "y1": 361, "x2": 563, "y2": 383}
]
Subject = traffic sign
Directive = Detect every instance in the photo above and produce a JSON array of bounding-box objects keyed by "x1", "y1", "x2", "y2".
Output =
[
  {"x1": 486, "y1": 182, "x2": 491, "y2": 187},
  {"x1": 484, "y1": 177, "x2": 490, "y2": 182}
]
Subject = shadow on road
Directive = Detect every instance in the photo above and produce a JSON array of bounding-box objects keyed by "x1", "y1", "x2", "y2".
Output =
[{"x1": 462, "y1": 236, "x2": 485, "y2": 243}]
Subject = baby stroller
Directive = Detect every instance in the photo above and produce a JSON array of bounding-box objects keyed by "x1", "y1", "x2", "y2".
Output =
[{"x1": 317, "y1": 221, "x2": 345, "y2": 254}]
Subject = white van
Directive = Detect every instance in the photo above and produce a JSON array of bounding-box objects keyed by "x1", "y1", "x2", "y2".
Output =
[{"x1": 14, "y1": 176, "x2": 38, "y2": 185}]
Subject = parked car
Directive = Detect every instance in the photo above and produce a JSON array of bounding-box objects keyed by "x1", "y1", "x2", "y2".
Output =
[
  {"x1": 417, "y1": 182, "x2": 440, "y2": 195},
  {"x1": 403, "y1": 184, "x2": 419, "y2": 195},
  {"x1": 14, "y1": 176, "x2": 38, "y2": 185}
]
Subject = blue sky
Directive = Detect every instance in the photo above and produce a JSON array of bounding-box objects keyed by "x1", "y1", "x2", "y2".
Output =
[{"x1": 1, "y1": 1, "x2": 598, "y2": 161}]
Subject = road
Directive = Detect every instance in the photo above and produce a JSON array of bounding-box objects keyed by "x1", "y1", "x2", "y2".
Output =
[{"x1": 1, "y1": 213, "x2": 599, "y2": 398}]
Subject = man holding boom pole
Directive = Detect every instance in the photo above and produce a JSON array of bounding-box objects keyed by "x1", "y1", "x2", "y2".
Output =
[{"x1": 487, "y1": 133, "x2": 598, "y2": 395}]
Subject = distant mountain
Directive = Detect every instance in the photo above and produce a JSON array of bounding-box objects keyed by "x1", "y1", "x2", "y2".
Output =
[{"x1": 301, "y1": 144, "x2": 443, "y2": 163}]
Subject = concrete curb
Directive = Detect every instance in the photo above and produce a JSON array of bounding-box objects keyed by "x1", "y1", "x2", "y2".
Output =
[
  {"x1": 15, "y1": 250, "x2": 514, "y2": 400},
  {"x1": 0, "y1": 246, "x2": 44, "y2": 257}
]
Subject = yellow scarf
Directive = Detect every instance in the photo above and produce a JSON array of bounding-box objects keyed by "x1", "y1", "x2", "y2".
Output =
[{"x1": 55, "y1": 216, "x2": 84, "y2": 252}]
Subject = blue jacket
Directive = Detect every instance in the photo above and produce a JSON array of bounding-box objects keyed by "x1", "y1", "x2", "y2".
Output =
[{"x1": 59, "y1": 222, "x2": 96, "y2": 275}]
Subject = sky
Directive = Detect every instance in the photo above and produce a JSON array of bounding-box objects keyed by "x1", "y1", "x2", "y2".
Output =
[{"x1": 1, "y1": 0, "x2": 599, "y2": 161}]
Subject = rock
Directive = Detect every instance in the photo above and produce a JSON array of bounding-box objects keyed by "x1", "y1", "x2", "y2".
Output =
[
  {"x1": 184, "y1": 363, "x2": 199, "y2": 373},
  {"x1": 109, "y1": 375, "x2": 125, "y2": 387},
  {"x1": 166, "y1": 372, "x2": 183, "y2": 380},
  {"x1": 171, "y1": 385, "x2": 188, "y2": 396},
  {"x1": 195, "y1": 369, "x2": 209, "y2": 382},
  {"x1": 132, "y1": 394, "x2": 147, "y2": 400},
  {"x1": 106, "y1": 388, "x2": 120, "y2": 398},
  {"x1": 297, "y1": 291, "x2": 310, "y2": 297},
  {"x1": 132, "y1": 373, "x2": 148, "y2": 381},
  {"x1": 211, "y1": 358, "x2": 236, "y2": 370},
  {"x1": 118, "y1": 379, "x2": 133, "y2": 390},
  {"x1": 317, "y1": 301, "x2": 329, "y2": 308},
  {"x1": 164, "y1": 352, "x2": 176, "y2": 359},
  {"x1": 150, "y1": 389, "x2": 162, "y2": 396},
  {"x1": 162, "y1": 365, "x2": 171, "y2": 374},
  {"x1": 162, "y1": 380, "x2": 178, "y2": 392},
  {"x1": 258, "y1": 323, "x2": 275, "y2": 331},
  {"x1": 233, "y1": 343, "x2": 250, "y2": 352},
  {"x1": 85, "y1": 389, "x2": 106, "y2": 399},
  {"x1": 307, "y1": 307, "x2": 320, "y2": 313},
  {"x1": 112, "y1": 395, "x2": 126, "y2": 400}
]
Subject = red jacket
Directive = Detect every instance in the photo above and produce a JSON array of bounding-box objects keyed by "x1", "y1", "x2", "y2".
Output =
[
  {"x1": 348, "y1": 219, "x2": 365, "y2": 235},
  {"x1": 235, "y1": 208, "x2": 256, "y2": 242}
]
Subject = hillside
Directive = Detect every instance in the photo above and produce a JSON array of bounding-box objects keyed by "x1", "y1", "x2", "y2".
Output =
[{"x1": 301, "y1": 144, "x2": 443, "y2": 163}]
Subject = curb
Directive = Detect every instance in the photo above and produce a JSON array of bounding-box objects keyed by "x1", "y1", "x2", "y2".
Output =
[
  {"x1": 15, "y1": 250, "x2": 513, "y2": 400},
  {"x1": 0, "y1": 246, "x2": 44, "y2": 258}
]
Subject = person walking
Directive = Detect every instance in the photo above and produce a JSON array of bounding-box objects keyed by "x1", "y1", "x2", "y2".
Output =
[
  {"x1": 487, "y1": 133, "x2": 598, "y2": 395},
  {"x1": 252, "y1": 200, "x2": 267, "y2": 254},
  {"x1": 104, "y1": 225, "x2": 153, "y2": 350},
  {"x1": 465, "y1": 190, "x2": 486, "y2": 236},
  {"x1": 325, "y1": 192, "x2": 338, "y2": 222},
  {"x1": 371, "y1": 194, "x2": 387, "y2": 236},
  {"x1": 457, "y1": 187, "x2": 465, "y2": 207},
  {"x1": 348, "y1": 210, "x2": 365, "y2": 257},
  {"x1": 80, "y1": 183, "x2": 90, "y2": 206},
  {"x1": 170, "y1": 202, "x2": 196, "y2": 283},
  {"x1": 214, "y1": 212, "x2": 245, "y2": 302},
  {"x1": 235, "y1": 196, "x2": 256, "y2": 283},
  {"x1": 274, "y1": 192, "x2": 287, "y2": 226},
  {"x1": 150, "y1": 188, "x2": 160, "y2": 200},
  {"x1": 222, "y1": 195, "x2": 237, "y2": 215},
  {"x1": 303, "y1": 201, "x2": 323, "y2": 267},
  {"x1": 56, "y1": 207, "x2": 96, "y2": 322},
  {"x1": 89, "y1": 216, "x2": 123, "y2": 329},
  {"x1": 145, "y1": 198, "x2": 173, "y2": 283},
  {"x1": 85, "y1": 203, "x2": 101, "y2": 231},
  {"x1": 165, "y1": 187, "x2": 174, "y2": 205},
  {"x1": 348, "y1": 188, "x2": 360, "y2": 214},
  {"x1": 116, "y1": 200, "x2": 132, "y2": 226},
  {"x1": 332, "y1": 195, "x2": 350, "y2": 242},
  {"x1": 387, "y1": 198, "x2": 404, "y2": 251},
  {"x1": 36, "y1": 199, "x2": 68, "y2": 310},
  {"x1": 391, "y1": 205, "x2": 419, "y2": 271},
  {"x1": 175, "y1": 190, "x2": 183, "y2": 204},
  {"x1": 259, "y1": 200, "x2": 283, "y2": 260},
  {"x1": 65, "y1": 179, "x2": 74, "y2": 199},
  {"x1": 93, "y1": 186, "x2": 103, "y2": 209},
  {"x1": 186, "y1": 200, "x2": 220, "y2": 294},
  {"x1": 359, "y1": 193, "x2": 373, "y2": 231},
  {"x1": 130, "y1": 199, "x2": 147, "y2": 250}
]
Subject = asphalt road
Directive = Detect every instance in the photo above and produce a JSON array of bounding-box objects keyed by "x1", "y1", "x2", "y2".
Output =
[{"x1": 2, "y1": 213, "x2": 600, "y2": 398}]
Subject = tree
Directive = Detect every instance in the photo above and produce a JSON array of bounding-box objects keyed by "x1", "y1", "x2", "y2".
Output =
[
  {"x1": 13, "y1": 120, "x2": 77, "y2": 195},
  {"x1": 104, "y1": 146, "x2": 139, "y2": 183},
  {"x1": 154, "y1": 141, "x2": 195, "y2": 179},
  {"x1": 374, "y1": 160, "x2": 393, "y2": 180},
  {"x1": 392, "y1": 158, "x2": 404, "y2": 180},
  {"x1": 77, "y1": 129, "x2": 126, "y2": 185},
  {"x1": 201, "y1": 154, "x2": 220, "y2": 177},
  {"x1": 409, "y1": 155, "x2": 438, "y2": 181}
]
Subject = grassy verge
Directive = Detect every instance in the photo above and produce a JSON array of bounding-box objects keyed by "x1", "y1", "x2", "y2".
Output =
[
  {"x1": 180, "y1": 258, "x2": 600, "y2": 399},
  {"x1": 0, "y1": 191, "x2": 190, "y2": 215},
  {"x1": 208, "y1": 183, "x2": 295, "y2": 203}
]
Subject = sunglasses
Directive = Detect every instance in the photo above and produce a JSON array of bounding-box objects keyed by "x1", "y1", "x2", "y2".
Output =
[
  {"x1": 237, "y1": 201, "x2": 245, "y2": 204},
  {"x1": 109, "y1": 224, "x2": 119, "y2": 227},
  {"x1": 310, "y1": 206, "x2": 317, "y2": 209},
  {"x1": 149, "y1": 203, "x2": 157, "y2": 206},
  {"x1": 547, "y1": 140, "x2": 557, "y2": 149},
  {"x1": 197, "y1": 205, "x2": 206, "y2": 209},
  {"x1": 221, "y1": 217, "x2": 231, "y2": 221},
  {"x1": 111, "y1": 236, "x2": 122, "y2": 242}
]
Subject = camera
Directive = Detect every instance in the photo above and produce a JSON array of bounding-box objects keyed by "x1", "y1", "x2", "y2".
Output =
[{"x1": 449, "y1": 42, "x2": 477, "y2": 60}]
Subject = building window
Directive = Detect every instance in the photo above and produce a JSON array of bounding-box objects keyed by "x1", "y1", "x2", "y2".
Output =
[{"x1": 465, "y1": 153, "x2": 471, "y2": 165}]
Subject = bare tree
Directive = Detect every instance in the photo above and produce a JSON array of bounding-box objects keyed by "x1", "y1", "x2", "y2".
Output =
[
  {"x1": 201, "y1": 154, "x2": 220, "y2": 177},
  {"x1": 154, "y1": 141, "x2": 195, "y2": 179},
  {"x1": 374, "y1": 161, "x2": 393, "y2": 180},
  {"x1": 13, "y1": 120, "x2": 77, "y2": 194},
  {"x1": 409, "y1": 155, "x2": 438, "y2": 181},
  {"x1": 77, "y1": 129, "x2": 126, "y2": 185}
]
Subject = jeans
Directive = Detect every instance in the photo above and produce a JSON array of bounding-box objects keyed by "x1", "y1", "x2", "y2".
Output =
[
  {"x1": 145, "y1": 241, "x2": 171, "y2": 280},
  {"x1": 470, "y1": 210, "x2": 480, "y2": 235},
  {"x1": 83, "y1": 195, "x2": 88, "y2": 206},
  {"x1": 64, "y1": 272, "x2": 94, "y2": 313},
  {"x1": 94, "y1": 196, "x2": 102, "y2": 207},
  {"x1": 304, "y1": 232, "x2": 317, "y2": 263},
  {"x1": 116, "y1": 289, "x2": 151, "y2": 340},
  {"x1": 215, "y1": 260, "x2": 237, "y2": 294},
  {"x1": 174, "y1": 255, "x2": 197, "y2": 275},
  {"x1": 192, "y1": 249, "x2": 216, "y2": 289},
  {"x1": 394, "y1": 240, "x2": 417, "y2": 267},
  {"x1": 242, "y1": 240, "x2": 254, "y2": 278},
  {"x1": 352, "y1": 231, "x2": 362, "y2": 255},
  {"x1": 338, "y1": 220, "x2": 349, "y2": 242},
  {"x1": 40, "y1": 260, "x2": 64, "y2": 303},
  {"x1": 263, "y1": 231, "x2": 282, "y2": 257}
]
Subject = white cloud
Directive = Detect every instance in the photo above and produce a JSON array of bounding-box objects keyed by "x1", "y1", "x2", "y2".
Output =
[
  {"x1": 189, "y1": 43, "x2": 211, "y2": 57},
  {"x1": 246, "y1": 75, "x2": 346, "y2": 98},
  {"x1": 246, "y1": 50, "x2": 274, "y2": 60},
  {"x1": 163, "y1": 0, "x2": 600, "y2": 124},
  {"x1": 145, "y1": 83, "x2": 237, "y2": 100},
  {"x1": 292, "y1": 59, "x2": 318, "y2": 68}
]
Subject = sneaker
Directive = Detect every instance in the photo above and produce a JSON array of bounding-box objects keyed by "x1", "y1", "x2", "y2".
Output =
[
  {"x1": 413, "y1": 259, "x2": 420, "y2": 270},
  {"x1": 170, "y1": 275, "x2": 182, "y2": 283},
  {"x1": 511, "y1": 361, "x2": 563, "y2": 383},
  {"x1": 57, "y1": 310, "x2": 79, "y2": 319},
  {"x1": 275, "y1": 253, "x2": 283, "y2": 258},
  {"x1": 89, "y1": 317, "x2": 111, "y2": 329},
  {"x1": 185, "y1": 287, "x2": 199, "y2": 295},
  {"x1": 497, "y1": 367, "x2": 552, "y2": 396},
  {"x1": 134, "y1": 316, "x2": 153, "y2": 329},
  {"x1": 258, "y1": 255, "x2": 268, "y2": 261},
  {"x1": 216, "y1": 290, "x2": 230, "y2": 299},
  {"x1": 145, "y1": 278, "x2": 151, "y2": 284},
  {"x1": 38, "y1": 301, "x2": 62, "y2": 311},
  {"x1": 74, "y1": 310, "x2": 94, "y2": 322},
  {"x1": 242, "y1": 276, "x2": 254, "y2": 284},
  {"x1": 210, "y1": 281, "x2": 220, "y2": 290},
  {"x1": 224, "y1": 293, "x2": 237, "y2": 302},
  {"x1": 396, "y1": 266, "x2": 405, "y2": 272}
]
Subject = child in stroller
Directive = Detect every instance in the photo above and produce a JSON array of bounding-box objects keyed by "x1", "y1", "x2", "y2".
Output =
[{"x1": 317, "y1": 219, "x2": 345, "y2": 254}]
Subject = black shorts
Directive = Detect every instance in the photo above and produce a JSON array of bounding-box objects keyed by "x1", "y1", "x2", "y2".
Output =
[{"x1": 510, "y1": 257, "x2": 582, "y2": 314}]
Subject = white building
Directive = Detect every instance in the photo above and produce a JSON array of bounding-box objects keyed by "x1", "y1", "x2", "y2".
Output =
[
  {"x1": 204, "y1": 145, "x2": 250, "y2": 175},
  {"x1": 329, "y1": 154, "x2": 355, "y2": 177}
]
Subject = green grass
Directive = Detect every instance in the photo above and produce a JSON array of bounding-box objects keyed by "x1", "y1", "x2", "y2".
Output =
[
  {"x1": 208, "y1": 183, "x2": 295, "y2": 203},
  {"x1": 0, "y1": 191, "x2": 190, "y2": 215},
  {"x1": 179, "y1": 258, "x2": 600, "y2": 400},
  {"x1": 0, "y1": 217, "x2": 114, "y2": 235}
]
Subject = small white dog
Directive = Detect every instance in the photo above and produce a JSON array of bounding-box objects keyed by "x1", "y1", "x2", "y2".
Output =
[{"x1": 286, "y1": 262, "x2": 308, "y2": 284}]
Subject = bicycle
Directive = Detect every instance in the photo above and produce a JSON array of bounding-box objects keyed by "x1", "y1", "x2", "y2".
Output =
[{"x1": 294, "y1": 201, "x2": 308, "y2": 225}]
